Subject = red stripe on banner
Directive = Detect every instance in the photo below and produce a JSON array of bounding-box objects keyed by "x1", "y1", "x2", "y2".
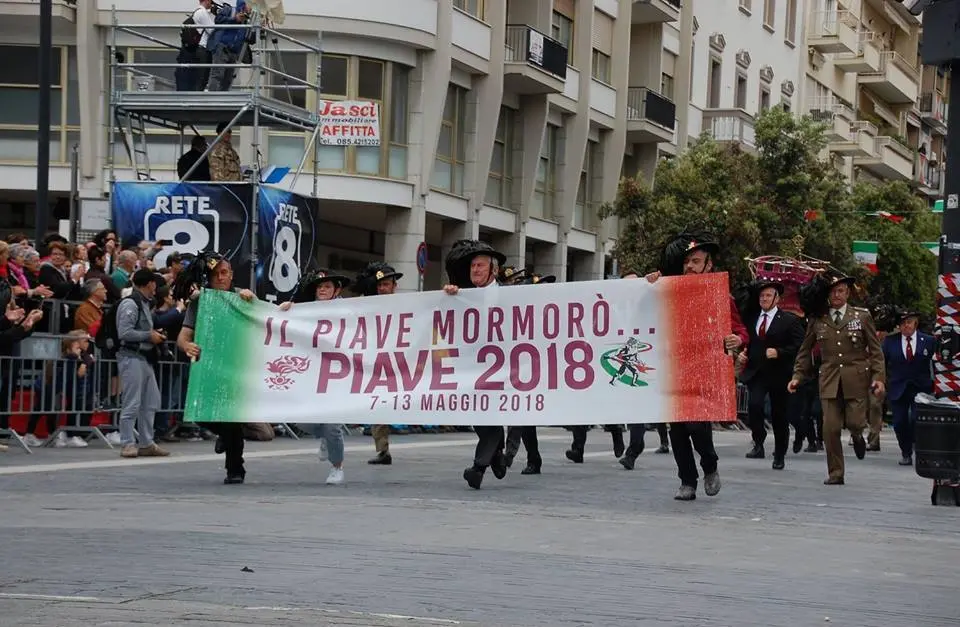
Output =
[{"x1": 662, "y1": 273, "x2": 737, "y2": 423}]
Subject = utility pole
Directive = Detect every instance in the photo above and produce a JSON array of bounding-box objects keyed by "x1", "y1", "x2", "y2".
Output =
[
  {"x1": 35, "y1": 0, "x2": 53, "y2": 245},
  {"x1": 919, "y1": 0, "x2": 960, "y2": 398}
]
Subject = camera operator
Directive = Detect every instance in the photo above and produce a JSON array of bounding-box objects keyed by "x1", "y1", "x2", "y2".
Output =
[
  {"x1": 116, "y1": 269, "x2": 170, "y2": 459},
  {"x1": 205, "y1": 0, "x2": 251, "y2": 92}
]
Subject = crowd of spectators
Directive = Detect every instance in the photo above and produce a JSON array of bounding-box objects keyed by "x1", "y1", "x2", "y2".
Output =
[{"x1": 0, "y1": 230, "x2": 206, "y2": 452}]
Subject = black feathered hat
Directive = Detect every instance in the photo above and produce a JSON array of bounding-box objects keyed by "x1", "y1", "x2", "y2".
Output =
[
  {"x1": 354, "y1": 261, "x2": 403, "y2": 296},
  {"x1": 754, "y1": 279, "x2": 785, "y2": 295},
  {"x1": 660, "y1": 230, "x2": 720, "y2": 277},
  {"x1": 445, "y1": 239, "x2": 507, "y2": 289},
  {"x1": 499, "y1": 265, "x2": 527, "y2": 284},
  {"x1": 294, "y1": 268, "x2": 351, "y2": 303},
  {"x1": 171, "y1": 250, "x2": 227, "y2": 301}
]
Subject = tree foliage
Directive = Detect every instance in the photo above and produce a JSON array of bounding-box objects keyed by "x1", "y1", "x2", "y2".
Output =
[{"x1": 601, "y1": 107, "x2": 939, "y2": 312}]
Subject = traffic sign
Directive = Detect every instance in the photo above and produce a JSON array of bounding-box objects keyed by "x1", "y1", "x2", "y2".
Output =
[{"x1": 416, "y1": 241, "x2": 428, "y2": 275}]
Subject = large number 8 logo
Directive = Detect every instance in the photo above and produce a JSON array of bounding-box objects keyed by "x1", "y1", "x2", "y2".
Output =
[
  {"x1": 269, "y1": 225, "x2": 300, "y2": 293},
  {"x1": 153, "y1": 219, "x2": 210, "y2": 270}
]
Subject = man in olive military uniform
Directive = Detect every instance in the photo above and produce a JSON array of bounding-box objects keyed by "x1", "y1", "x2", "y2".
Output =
[
  {"x1": 789, "y1": 275, "x2": 885, "y2": 485},
  {"x1": 354, "y1": 261, "x2": 404, "y2": 465}
]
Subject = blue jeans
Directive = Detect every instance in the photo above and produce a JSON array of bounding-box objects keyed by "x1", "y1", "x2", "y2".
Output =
[{"x1": 311, "y1": 424, "x2": 345, "y2": 465}]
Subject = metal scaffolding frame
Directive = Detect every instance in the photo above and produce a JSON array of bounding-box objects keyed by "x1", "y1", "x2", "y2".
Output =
[{"x1": 106, "y1": 4, "x2": 323, "y2": 288}]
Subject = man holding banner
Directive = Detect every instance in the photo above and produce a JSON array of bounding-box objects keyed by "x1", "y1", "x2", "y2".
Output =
[
  {"x1": 353, "y1": 261, "x2": 404, "y2": 466},
  {"x1": 443, "y1": 239, "x2": 510, "y2": 490},
  {"x1": 176, "y1": 251, "x2": 256, "y2": 484},
  {"x1": 646, "y1": 232, "x2": 748, "y2": 501}
]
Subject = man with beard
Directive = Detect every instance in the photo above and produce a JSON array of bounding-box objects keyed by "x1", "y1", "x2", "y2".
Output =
[
  {"x1": 355, "y1": 261, "x2": 404, "y2": 466},
  {"x1": 443, "y1": 239, "x2": 509, "y2": 489},
  {"x1": 175, "y1": 252, "x2": 256, "y2": 484},
  {"x1": 645, "y1": 231, "x2": 748, "y2": 500}
]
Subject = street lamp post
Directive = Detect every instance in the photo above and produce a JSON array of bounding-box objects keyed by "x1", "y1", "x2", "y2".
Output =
[{"x1": 35, "y1": 0, "x2": 53, "y2": 245}]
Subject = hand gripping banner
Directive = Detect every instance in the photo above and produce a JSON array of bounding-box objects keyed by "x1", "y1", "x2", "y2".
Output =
[{"x1": 184, "y1": 274, "x2": 737, "y2": 425}]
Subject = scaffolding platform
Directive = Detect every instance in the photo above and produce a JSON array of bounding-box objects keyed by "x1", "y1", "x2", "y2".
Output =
[{"x1": 112, "y1": 90, "x2": 317, "y2": 130}]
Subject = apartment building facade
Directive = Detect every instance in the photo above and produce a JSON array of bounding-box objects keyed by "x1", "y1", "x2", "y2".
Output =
[
  {"x1": 0, "y1": 0, "x2": 689, "y2": 288},
  {"x1": 0, "y1": 1, "x2": 945, "y2": 287},
  {"x1": 804, "y1": 0, "x2": 946, "y2": 201}
]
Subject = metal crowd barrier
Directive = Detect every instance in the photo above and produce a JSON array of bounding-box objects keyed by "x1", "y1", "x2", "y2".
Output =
[{"x1": 0, "y1": 333, "x2": 190, "y2": 454}]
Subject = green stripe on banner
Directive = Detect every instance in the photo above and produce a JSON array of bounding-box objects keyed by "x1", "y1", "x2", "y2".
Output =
[
  {"x1": 933, "y1": 199, "x2": 943, "y2": 213},
  {"x1": 184, "y1": 290, "x2": 254, "y2": 423},
  {"x1": 923, "y1": 242, "x2": 939, "y2": 256}
]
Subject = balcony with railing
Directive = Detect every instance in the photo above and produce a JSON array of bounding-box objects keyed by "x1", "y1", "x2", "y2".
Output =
[
  {"x1": 631, "y1": 0, "x2": 680, "y2": 24},
  {"x1": 916, "y1": 153, "x2": 944, "y2": 196},
  {"x1": 0, "y1": 0, "x2": 76, "y2": 21},
  {"x1": 504, "y1": 25, "x2": 568, "y2": 95},
  {"x1": 702, "y1": 108, "x2": 756, "y2": 153},
  {"x1": 920, "y1": 91, "x2": 949, "y2": 135},
  {"x1": 807, "y1": 10, "x2": 861, "y2": 54},
  {"x1": 833, "y1": 30, "x2": 882, "y2": 73},
  {"x1": 626, "y1": 87, "x2": 676, "y2": 144},
  {"x1": 828, "y1": 119, "x2": 878, "y2": 157},
  {"x1": 808, "y1": 101, "x2": 856, "y2": 142},
  {"x1": 855, "y1": 136, "x2": 915, "y2": 181},
  {"x1": 858, "y1": 51, "x2": 920, "y2": 105}
]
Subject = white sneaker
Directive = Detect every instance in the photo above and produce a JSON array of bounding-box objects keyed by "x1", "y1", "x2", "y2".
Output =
[
  {"x1": 317, "y1": 439, "x2": 328, "y2": 462},
  {"x1": 23, "y1": 434, "x2": 45, "y2": 448},
  {"x1": 325, "y1": 467, "x2": 344, "y2": 485},
  {"x1": 66, "y1": 436, "x2": 89, "y2": 448},
  {"x1": 106, "y1": 432, "x2": 122, "y2": 446},
  {"x1": 52, "y1": 432, "x2": 68, "y2": 448}
]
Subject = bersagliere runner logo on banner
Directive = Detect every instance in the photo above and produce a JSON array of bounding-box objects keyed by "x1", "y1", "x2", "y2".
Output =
[
  {"x1": 317, "y1": 100, "x2": 380, "y2": 146},
  {"x1": 184, "y1": 274, "x2": 737, "y2": 426}
]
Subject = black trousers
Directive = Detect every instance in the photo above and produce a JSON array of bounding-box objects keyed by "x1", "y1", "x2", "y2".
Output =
[
  {"x1": 570, "y1": 424, "x2": 622, "y2": 451},
  {"x1": 791, "y1": 380, "x2": 823, "y2": 446},
  {"x1": 670, "y1": 422, "x2": 718, "y2": 488},
  {"x1": 473, "y1": 425, "x2": 504, "y2": 469},
  {"x1": 747, "y1": 377, "x2": 791, "y2": 457},
  {"x1": 506, "y1": 426, "x2": 542, "y2": 467},
  {"x1": 624, "y1": 423, "x2": 668, "y2": 457},
  {"x1": 202, "y1": 422, "x2": 245, "y2": 475}
]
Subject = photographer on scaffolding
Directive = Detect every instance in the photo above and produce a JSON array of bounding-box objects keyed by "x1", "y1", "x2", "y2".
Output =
[
  {"x1": 176, "y1": 0, "x2": 216, "y2": 91},
  {"x1": 205, "y1": 0, "x2": 251, "y2": 92}
]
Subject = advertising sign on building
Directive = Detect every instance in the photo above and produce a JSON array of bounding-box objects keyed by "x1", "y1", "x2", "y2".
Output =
[{"x1": 317, "y1": 100, "x2": 381, "y2": 146}]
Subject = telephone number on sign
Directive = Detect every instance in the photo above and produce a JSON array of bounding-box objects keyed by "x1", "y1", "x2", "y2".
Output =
[
  {"x1": 369, "y1": 393, "x2": 546, "y2": 413},
  {"x1": 319, "y1": 138, "x2": 382, "y2": 146}
]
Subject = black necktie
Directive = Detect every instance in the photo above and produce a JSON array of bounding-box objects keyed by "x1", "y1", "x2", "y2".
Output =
[{"x1": 834, "y1": 311, "x2": 842, "y2": 325}]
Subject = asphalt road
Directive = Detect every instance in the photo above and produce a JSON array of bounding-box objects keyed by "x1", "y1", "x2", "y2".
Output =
[{"x1": 0, "y1": 427, "x2": 957, "y2": 627}]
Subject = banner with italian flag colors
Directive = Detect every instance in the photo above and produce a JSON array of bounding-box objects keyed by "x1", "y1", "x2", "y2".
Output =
[
  {"x1": 183, "y1": 274, "x2": 737, "y2": 426},
  {"x1": 853, "y1": 241, "x2": 878, "y2": 273}
]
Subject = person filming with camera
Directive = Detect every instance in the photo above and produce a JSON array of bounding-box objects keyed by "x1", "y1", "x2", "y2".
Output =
[{"x1": 116, "y1": 269, "x2": 171, "y2": 459}]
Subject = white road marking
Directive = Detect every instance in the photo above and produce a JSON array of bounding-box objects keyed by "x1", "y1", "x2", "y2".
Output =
[
  {"x1": 0, "y1": 434, "x2": 568, "y2": 476},
  {"x1": 244, "y1": 607, "x2": 462, "y2": 624},
  {"x1": 0, "y1": 593, "x2": 101, "y2": 602}
]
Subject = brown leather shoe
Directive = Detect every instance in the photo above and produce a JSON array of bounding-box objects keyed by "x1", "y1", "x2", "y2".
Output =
[
  {"x1": 120, "y1": 445, "x2": 138, "y2": 458},
  {"x1": 138, "y1": 443, "x2": 170, "y2": 457}
]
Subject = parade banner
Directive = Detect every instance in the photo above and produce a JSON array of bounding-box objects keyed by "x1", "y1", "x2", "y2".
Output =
[
  {"x1": 255, "y1": 186, "x2": 318, "y2": 303},
  {"x1": 111, "y1": 181, "x2": 253, "y2": 289},
  {"x1": 184, "y1": 274, "x2": 737, "y2": 425}
]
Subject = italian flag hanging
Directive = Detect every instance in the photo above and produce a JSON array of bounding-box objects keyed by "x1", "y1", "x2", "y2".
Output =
[{"x1": 853, "y1": 241, "x2": 878, "y2": 273}]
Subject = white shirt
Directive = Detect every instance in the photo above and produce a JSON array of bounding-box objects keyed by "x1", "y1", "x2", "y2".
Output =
[
  {"x1": 829, "y1": 305, "x2": 847, "y2": 323},
  {"x1": 756, "y1": 306, "x2": 778, "y2": 335},
  {"x1": 902, "y1": 331, "x2": 918, "y2": 359},
  {"x1": 193, "y1": 6, "x2": 216, "y2": 48}
]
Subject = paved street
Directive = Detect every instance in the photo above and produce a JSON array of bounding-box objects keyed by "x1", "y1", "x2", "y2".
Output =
[{"x1": 0, "y1": 427, "x2": 957, "y2": 627}]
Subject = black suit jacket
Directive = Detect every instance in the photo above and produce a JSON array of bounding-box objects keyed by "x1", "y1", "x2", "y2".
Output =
[{"x1": 741, "y1": 308, "x2": 805, "y2": 385}]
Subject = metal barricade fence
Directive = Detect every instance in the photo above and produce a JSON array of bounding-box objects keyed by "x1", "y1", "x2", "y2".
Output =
[{"x1": 0, "y1": 332, "x2": 191, "y2": 454}]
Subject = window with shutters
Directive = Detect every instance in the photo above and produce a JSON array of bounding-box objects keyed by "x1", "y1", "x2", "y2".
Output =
[
  {"x1": 735, "y1": 72, "x2": 748, "y2": 109},
  {"x1": 485, "y1": 106, "x2": 514, "y2": 209},
  {"x1": 661, "y1": 51, "x2": 677, "y2": 100},
  {"x1": 532, "y1": 125, "x2": 559, "y2": 220},
  {"x1": 591, "y1": 10, "x2": 613, "y2": 83},
  {"x1": 432, "y1": 84, "x2": 467, "y2": 195},
  {"x1": 763, "y1": 0, "x2": 775, "y2": 31},
  {"x1": 784, "y1": 0, "x2": 797, "y2": 44},
  {"x1": 574, "y1": 141, "x2": 597, "y2": 230},
  {"x1": 708, "y1": 57, "x2": 722, "y2": 109},
  {"x1": 760, "y1": 85, "x2": 771, "y2": 112},
  {"x1": 551, "y1": 2, "x2": 575, "y2": 66}
]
